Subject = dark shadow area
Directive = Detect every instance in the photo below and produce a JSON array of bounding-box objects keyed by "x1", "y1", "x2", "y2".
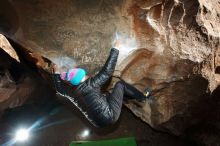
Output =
[
  {"x1": 0, "y1": 83, "x2": 195, "y2": 146},
  {"x1": 0, "y1": 0, "x2": 19, "y2": 36},
  {"x1": 215, "y1": 66, "x2": 220, "y2": 74},
  {"x1": 0, "y1": 48, "x2": 25, "y2": 83},
  {"x1": 183, "y1": 85, "x2": 220, "y2": 145}
]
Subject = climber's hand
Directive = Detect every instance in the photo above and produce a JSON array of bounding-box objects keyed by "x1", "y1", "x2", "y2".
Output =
[{"x1": 113, "y1": 40, "x2": 122, "y2": 50}]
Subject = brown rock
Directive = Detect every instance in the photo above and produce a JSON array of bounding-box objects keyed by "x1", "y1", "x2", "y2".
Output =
[
  {"x1": 0, "y1": 34, "x2": 20, "y2": 62},
  {"x1": 0, "y1": 34, "x2": 49, "y2": 115},
  {"x1": 118, "y1": 0, "x2": 220, "y2": 135}
]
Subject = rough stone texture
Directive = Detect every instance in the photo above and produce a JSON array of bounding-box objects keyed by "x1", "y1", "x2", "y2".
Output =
[
  {"x1": 0, "y1": 34, "x2": 19, "y2": 62},
  {"x1": 0, "y1": 35, "x2": 27, "y2": 113},
  {"x1": 0, "y1": 0, "x2": 220, "y2": 143},
  {"x1": 0, "y1": 34, "x2": 54, "y2": 117},
  {"x1": 118, "y1": 0, "x2": 220, "y2": 135},
  {"x1": 2, "y1": 0, "x2": 135, "y2": 73}
]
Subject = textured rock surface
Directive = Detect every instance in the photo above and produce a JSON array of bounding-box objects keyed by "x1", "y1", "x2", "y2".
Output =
[
  {"x1": 0, "y1": 34, "x2": 31, "y2": 114},
  {"x1": 0, "y1": 34, "x2": 19, "y2": 62},
  {"x1": 0, "y1": 34, "x2": 54, "y2": 117},
  {"x1": 0, "y1": 0, "x2": 220, "y2": 141},
  {"x1": 119, "y1": 0, "x2": 220, "y2": 135},
  {"x1": 2, "y1": 0, "x2": 134, "y2": 73}
]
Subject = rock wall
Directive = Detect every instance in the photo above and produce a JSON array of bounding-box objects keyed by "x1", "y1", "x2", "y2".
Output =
[
  {"x1": 0, "y1": 0, "x2": 220, "y2": 142},
  {"x1": 1, "y1": 0, "x2": 135, "y2": 73},
  {"x1": 117, "y1": 0, "x2": 220, "y2": 135},
  {"x1": 0, "y1": 34, "x2": 53, "y2": 118}
]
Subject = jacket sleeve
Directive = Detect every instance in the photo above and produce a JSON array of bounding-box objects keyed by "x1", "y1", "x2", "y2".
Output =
[
  {"x1": 51, "y1": 73, "x2": 66, "y2": 95},
  {"x1": 91, "y1": 48, "x2": 119, "y2": 87}
]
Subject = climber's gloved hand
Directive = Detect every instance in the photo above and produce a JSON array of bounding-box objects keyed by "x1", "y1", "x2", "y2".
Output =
[{"x1": 113, "y1": 40, "x2": 122, "y2": 50}]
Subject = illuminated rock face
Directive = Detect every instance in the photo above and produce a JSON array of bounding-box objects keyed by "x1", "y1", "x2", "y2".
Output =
[
  {"x1": 117, "y1": 0, "x2": 220, "y2": 135},
  {"x1": 0, "y1": 0, "x2": 220, "y2": 139}
]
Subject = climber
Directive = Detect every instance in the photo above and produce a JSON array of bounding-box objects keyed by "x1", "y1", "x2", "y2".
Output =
[{"x1": 51, "y1": 41, "x2": 151, "y2": 127}]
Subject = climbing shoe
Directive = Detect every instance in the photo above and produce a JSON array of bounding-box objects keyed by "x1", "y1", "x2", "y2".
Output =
[{"x1": 143, "y1": 87, "x2": 152, "y2": 98}]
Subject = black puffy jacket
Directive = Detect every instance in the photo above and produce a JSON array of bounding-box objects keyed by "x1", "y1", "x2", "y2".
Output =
[{"x1": 52, "y1": 48, "x2": 119, "y2": 127}]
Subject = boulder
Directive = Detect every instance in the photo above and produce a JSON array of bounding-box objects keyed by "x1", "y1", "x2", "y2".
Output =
[
  {"x1": 0, "y1": 0, "x2": 219, "y2": 139},
  {"x1": 0, "y1": 34, "x2": 26, "y2": 113},
  {"x1": 118, "y1": 0, "x2": 220, "y2": 135},
  {"x1": 0, "y1": 34, "x2": 53, "y2": 117}
]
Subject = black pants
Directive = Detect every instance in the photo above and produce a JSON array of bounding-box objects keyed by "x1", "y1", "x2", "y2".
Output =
[{"x1": 107, "y1": 80, "x2": 146, "y2": 122}]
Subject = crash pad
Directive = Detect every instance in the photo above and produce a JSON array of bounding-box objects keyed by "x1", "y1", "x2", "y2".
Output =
[{"x1": 69, "y1": 137, "x2": 137, "y2": 146}]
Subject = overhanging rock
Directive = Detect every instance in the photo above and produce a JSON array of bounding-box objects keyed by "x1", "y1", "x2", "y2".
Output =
[{"x1": 0, "y1": 0, "x2": 219, "y2": 137}]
